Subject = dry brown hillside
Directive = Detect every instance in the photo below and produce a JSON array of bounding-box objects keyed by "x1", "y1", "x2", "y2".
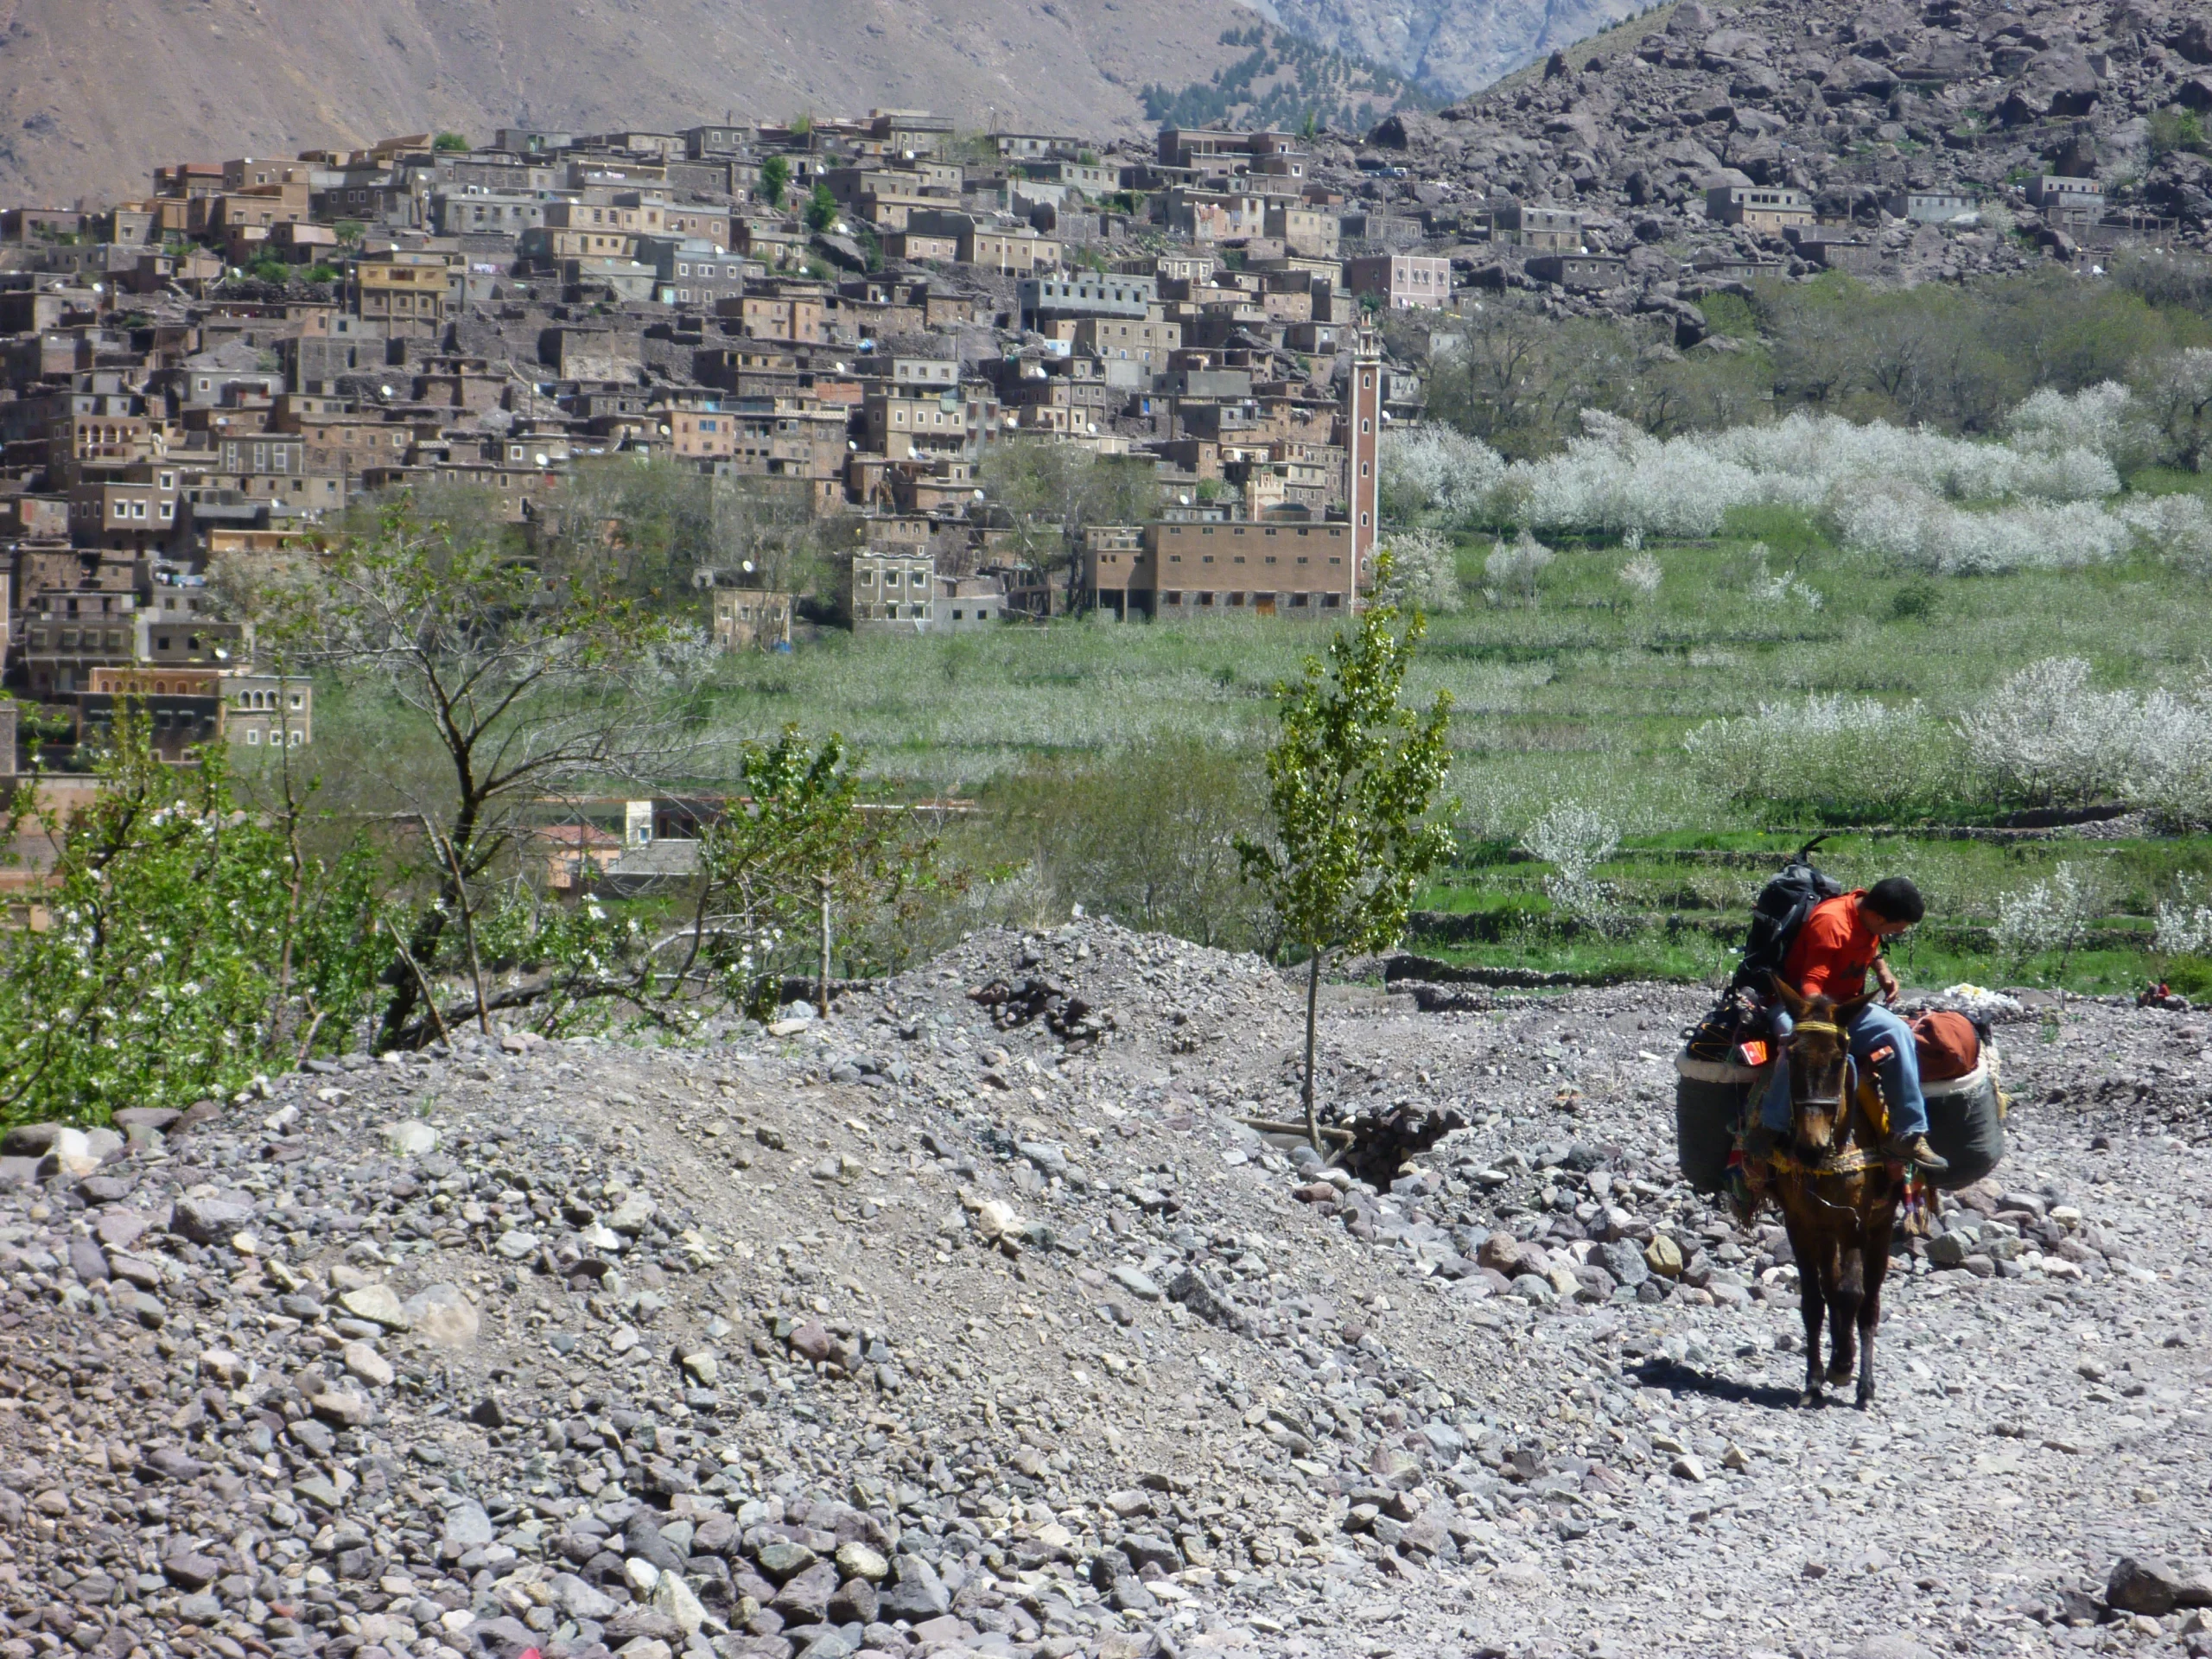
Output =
[{"x1": 0, "y1": 0, "x2": 1264, "y2": 204}]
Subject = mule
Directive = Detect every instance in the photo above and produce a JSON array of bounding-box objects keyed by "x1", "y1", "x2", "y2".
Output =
[{"x1": 1764, "y1": 974, "x2": 1905, "y2": 1408}]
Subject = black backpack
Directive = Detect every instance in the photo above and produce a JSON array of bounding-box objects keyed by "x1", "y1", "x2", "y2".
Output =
[{"x1": 1732, "y1": 836, "x2": 1844, "y2": 995}]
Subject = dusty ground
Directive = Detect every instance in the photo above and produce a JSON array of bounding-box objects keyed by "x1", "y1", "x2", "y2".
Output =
[{"x1": 3, "y1": 920, "x2": 2210, "y2": 1659}]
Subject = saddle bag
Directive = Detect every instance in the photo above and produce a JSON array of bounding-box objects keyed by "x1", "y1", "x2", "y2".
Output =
[
  {"x1": 1910, "y1": 1010, "x2": 1981, "y2": 1081},
  {"x1": 1675, "y1": 1049, "x2": 1761, "y2": 1195},
  {"x1": 1921, "y1": 1044, "x2": 2005, "y2": 1190},
  {"x1": 1681, "y1": 988, "x2": 1755, "y2": 1062}
]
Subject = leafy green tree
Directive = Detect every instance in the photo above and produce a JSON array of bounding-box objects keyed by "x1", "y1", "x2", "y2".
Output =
[
  {"x1": 2136, "y1": 346, "x2": 2212, "y2": 471},
  {"x1": 334, "y1": 219, "x2": 366, "y2": 248},
  {"x1": 432, "y1": 131, "x2": 469, "y2": 152},
  {"x1": 804, "y1": 181, "x2": 839, "y2": 233},
  {"x1": 668, "y1": 728, "x2": 944, "y2": 1014},
  {"x1": 760, "y1": 155, "x2": 791, "y2": 207},
  {"x1": 0, "y1": 716, "x2": 378, "y2": 1125},
  {"x1": 979, "y1": 442, "x2": 1156, "y2": 607},
  {"x1": 304, "y1": 264, "x2": 340, "y2": 284},
  {"x1": 1236, "y1": 566, "x2": 1456, "y2": 1148}
]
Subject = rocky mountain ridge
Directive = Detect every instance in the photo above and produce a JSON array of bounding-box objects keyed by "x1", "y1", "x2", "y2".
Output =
[{"x1": 1337, "y1": 0, "x2": 2212, "y2": 314}]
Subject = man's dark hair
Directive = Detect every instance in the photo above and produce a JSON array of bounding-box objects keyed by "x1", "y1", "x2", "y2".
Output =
[{"x1": 1865, "y1": 876, "x2": 1924, "y2": 925}]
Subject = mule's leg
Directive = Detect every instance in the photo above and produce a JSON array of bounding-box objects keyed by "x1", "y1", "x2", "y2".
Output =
[
  {"x1": 1827, "y1": 1243, "x2": 1865, "y2": 1386},
  {"x1": 1790, "y1": 1223, "x2": 1827, "y2": 1404},
  {"x1": 1857, "y1": 1211, "x2": 1895, "y2": 1409}
]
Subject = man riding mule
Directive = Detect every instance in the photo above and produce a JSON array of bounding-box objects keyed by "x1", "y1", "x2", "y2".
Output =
[
  {"x1": 1758, "y1": 976, "x2": 1910, "y2": 1407},
  {"x1": 1745, "y1": 876, "x2": 1948, "y2": 1175}
]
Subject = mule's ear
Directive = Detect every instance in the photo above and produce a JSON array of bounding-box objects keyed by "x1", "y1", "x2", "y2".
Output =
[
  {"x1": 1834, "y1": 991, "x2": 1872, "y2": 1020},
  {"x1": 1770, "y1": 973, "x2": 1810, "y2": 1017}
]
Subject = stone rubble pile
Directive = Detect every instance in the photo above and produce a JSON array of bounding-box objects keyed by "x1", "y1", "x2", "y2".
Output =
[{"x1": 0, "y1": 920, "x2": 2208, "y2": 1659}]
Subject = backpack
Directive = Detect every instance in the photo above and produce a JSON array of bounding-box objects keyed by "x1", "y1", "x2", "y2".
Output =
[{"x1": 1731, "y1": 837, "x2": 1845, "y2": 995}]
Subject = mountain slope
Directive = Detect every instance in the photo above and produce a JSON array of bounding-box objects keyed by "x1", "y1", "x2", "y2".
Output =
[
  {"x1": 0, "y1": 0, "x2": 1268, "y2": 204},
  {"x1": 1256, "y1": 0, "x2": 1649, "y2": 95}
]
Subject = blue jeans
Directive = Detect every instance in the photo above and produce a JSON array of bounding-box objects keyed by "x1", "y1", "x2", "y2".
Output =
[{"x1": 1758, "y1": 1001, "x2": 1927, "y2": 1138}]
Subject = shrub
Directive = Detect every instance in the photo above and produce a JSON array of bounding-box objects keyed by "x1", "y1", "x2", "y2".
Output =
[
  {"x1": 1832, "y1": 484, "x2": 2132, "y2": 575},
  {"x1": 1522, "y1": 801, "x2": 1624, "y2": 934},
  {"x1": 1683, "y1": 696, "x2": 1961, "y2": 823},
  {"x1": 2153, "y1": 879, "x2": 2212, "y2": 956},
  {"x1": 2132, "y1": 677, "x2": 2212, "y2": 829},
  {"x1": 1492, "y1": 393, "x2": 2145, "y2": 549},
  {"x1": 1379, "y1": 424, "x2": 1507, "y2": 525},
  {"x1": 1484, "y1": 528, "x2": 1554, "y2": 605},
  {"x1": 1993, "y1": 861, "x2": 2100, "y2": 976},
  {"x1": 1742, "y1": 542, "x2": 1822, "y2": 608},
  {"x1": 1377, "y1": 527, "x2": 1464, "y2": 613},
  {"x1": 2004, "y1": 381, "x2": 2156, "y2": 473},
  {"x1": 2115, "y1": 491, "x2": 2212, "y2": 574},
  {"x1": 1891, "y1": 580, "x2": 1939, "y2": 620},
  {"x1": 1954, "y1": 658, "x2": 2212, "y2": 820},
  {"x1": 1618, "y1": 552, "x2": 1663, "y2": 599}
]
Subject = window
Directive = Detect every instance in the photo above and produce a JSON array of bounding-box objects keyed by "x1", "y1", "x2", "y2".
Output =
[{"x1": 246, "y1": 728, "x2": 261, "y2": 745}]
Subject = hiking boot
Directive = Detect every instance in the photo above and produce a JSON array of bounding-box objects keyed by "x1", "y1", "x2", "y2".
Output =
[{"x1": 1883, "y1": 1131, "x2": 1948, "y2": 1173}]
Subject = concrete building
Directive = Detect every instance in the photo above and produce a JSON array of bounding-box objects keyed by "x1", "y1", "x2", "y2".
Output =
[
  {"x1": 1343, "y1": 255, "x2": 1452, "y2": 310},
  {"x1": 1705, "y1": 185, "x2": 1815, "y2": 233}
]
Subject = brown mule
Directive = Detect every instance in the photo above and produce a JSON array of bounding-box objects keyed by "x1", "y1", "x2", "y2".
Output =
[{"x1": 1764, "y1": 974, "x2": 1904, "y2": 1409}]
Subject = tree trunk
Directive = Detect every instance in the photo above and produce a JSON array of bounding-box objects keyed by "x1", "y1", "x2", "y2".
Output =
[
  {"x1": 1303, "y1": 947, "x2": 1324, "y2": 1153},
  {"x1": 817, "y1": 873, "x2": 833, "y2": 1016},
  {"x1": 378, "y1": 792, "x2": 480, "y2": 1050}
]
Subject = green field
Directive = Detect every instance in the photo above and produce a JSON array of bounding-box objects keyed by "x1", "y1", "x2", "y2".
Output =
[{"x1": 671, "y1": 499, "x2": 2212, "y2": 995}]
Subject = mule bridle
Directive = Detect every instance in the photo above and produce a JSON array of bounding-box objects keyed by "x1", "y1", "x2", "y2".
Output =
[{"x1": 1789, "y1": 1019, "x2": 1846, "y2": 1039}]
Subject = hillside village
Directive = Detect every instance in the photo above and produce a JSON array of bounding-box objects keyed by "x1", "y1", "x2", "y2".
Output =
[{"x1": 0, "y1": 0, "x2": 2209, "y2": 773}]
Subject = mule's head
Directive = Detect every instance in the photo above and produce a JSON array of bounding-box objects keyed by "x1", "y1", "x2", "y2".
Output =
[{"x1": 1770, "y1": 975, "x2": 1867, "y2": 1158}]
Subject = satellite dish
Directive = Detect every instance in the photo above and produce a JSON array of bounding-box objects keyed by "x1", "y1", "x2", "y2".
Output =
[
  {"x1": 534, "y1": 452, "x2": 549, "y2": 466},
  {"x1": 741, "y1": 559, "x2": 755, "y2": 574},
  {"x1": 378, "y1": 385, "x2": 393, "y2": 398}
]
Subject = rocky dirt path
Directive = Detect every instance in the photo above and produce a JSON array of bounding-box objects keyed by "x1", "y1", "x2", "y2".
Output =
[{"x1": 1, "y1": 921, "x2": 2209, "y2": 1659}]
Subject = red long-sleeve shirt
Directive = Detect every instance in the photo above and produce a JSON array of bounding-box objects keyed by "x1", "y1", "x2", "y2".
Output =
[{"x1": 1780, "y1": 890, "x2": 1881, "y2": 1001}]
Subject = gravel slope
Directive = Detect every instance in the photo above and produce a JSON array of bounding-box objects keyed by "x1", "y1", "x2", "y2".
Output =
[{"x1": 2, "y1": 920, "x2": 2209, "y2": 1659}]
